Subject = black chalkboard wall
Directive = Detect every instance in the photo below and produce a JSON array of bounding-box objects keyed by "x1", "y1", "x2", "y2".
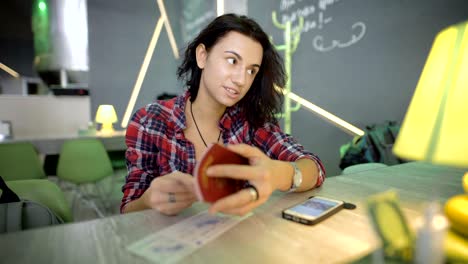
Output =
[{"x1": 248, "y1": 0, "x2": 468, "y2": 175}]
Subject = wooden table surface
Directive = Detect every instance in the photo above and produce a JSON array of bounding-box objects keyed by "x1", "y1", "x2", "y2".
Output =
[{"x1": 0, "y1": 162, "x2": 464, "y2": 264}]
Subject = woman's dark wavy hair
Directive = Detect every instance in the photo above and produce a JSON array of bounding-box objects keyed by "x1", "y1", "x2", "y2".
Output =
[{"x1": 177, "y1": 13, "x2": 286, "y2": 128}]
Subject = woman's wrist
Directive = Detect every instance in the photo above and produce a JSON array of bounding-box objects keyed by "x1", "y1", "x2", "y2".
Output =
[
  {"x1": 124, "y1": 193, "x2": 151, "y2": 213},
  {"x1": 271, "y1": 160, "x2": 295, "y2": 192},
  {"x1": 140, "y1": 191, "x2": 151, "y2": 209}
]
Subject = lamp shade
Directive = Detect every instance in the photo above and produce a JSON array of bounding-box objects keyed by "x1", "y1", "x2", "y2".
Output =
[
  {"x1": 393, "y1": 21, "x2": 468, "y2": 168},
  {"x1": 95, "y1": 104, "x2": 118, "y2": 124}
]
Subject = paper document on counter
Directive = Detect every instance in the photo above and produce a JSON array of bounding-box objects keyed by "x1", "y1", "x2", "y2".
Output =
[{"x1": 127, "y1": 210, "x2": 251, "y2": 263}]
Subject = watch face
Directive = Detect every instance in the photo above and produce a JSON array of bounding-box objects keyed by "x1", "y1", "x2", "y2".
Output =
[
  {"x1": 291, "y1": 162, "x2": 302, "y2": 189},
  {"x1": 294, "y1": 170, "x2": 303, "y2": 187}
]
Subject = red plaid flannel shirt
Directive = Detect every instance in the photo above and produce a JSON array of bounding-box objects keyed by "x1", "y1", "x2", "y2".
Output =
[{"x1": 121, "y1": 91, "x2": 325, "y2": 212}]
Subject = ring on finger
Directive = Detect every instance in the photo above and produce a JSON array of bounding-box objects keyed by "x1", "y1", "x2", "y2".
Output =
[
  {"x1": 168, "y1": 192, "x2": 176, "y2": 203},
  {"x1": 246, "y1": 185, "x2": 259, "y2": 202}
]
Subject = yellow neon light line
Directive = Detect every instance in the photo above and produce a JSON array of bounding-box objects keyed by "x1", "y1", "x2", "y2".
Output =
[
  {"x1": 0, "y1": 62, "x2": 19, "y2": 78},
  {"x1": 121, "y1": 17, "x2": 165, "y2": 128},
  {"x1": 122, "y1": 0, "x2": 181, "y2": 128},
  {"x1": 288, "y1": 91, "x2": 365, "y2": 136},
  {"x1": 217, "y1": 0, "x2": 224, "y2": 16},
  {"x1": 157, "y1": 0, "x2": 179, "y2": 59}
]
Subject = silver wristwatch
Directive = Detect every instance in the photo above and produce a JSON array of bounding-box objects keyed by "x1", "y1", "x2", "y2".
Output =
[{"x1": 288, "y1": 162, "x2": 302, "y2": 192}]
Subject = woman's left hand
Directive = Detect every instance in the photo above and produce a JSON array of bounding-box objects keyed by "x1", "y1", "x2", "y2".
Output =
[{"x1": 206, "y1": 144, "x2": 280, "y2": 216}]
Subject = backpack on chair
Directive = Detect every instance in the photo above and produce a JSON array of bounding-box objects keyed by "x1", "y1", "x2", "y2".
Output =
[
  {"x1": 339, "y1": 121, "x2": 405, "y2": 170},
  {"x1": 0, "y1": 176, "x2": 63, "y2": 233}
]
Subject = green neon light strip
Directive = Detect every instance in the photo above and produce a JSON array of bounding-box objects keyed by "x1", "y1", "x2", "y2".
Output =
[{"x1": 39, "y1": 1, "x2": 47, "y2": 11}]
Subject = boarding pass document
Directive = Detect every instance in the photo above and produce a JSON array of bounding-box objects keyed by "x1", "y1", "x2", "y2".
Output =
[{"x1": 127, "y1": 210, "x2": 251, "y2": 263}]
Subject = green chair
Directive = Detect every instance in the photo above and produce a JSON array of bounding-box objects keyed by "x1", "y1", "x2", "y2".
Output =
[
  {"x1": 6, "y1": 179, "x2": 73, "y2": 222},
  {"x1": 342, "y1": 163, "x2": 388, "y2": 175},
  {"x1": 57, "y1": 138, "x2": 114, "y2": 184},
  {"x1": 0, "y1": 142, "x2": 46, "y2": 181},
  {"x1": 56, "y1": 138, "x2": 124, "y2": 217}
]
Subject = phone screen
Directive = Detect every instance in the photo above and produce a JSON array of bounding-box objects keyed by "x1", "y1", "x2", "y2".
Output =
[{"x1": 288, "y1": 197, "x2": 341, "y2": 217}]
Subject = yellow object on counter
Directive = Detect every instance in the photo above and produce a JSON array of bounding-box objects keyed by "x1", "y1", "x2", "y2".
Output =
[
  {"x1": 445, "y1": 230, "x2": 468, "y2": 263},
  {"x1": 445, "y1": 194, "x2": 468, "y2": 238},
  {"x1": 445, "y1": 172, "x2": 468, "y2": 239}
]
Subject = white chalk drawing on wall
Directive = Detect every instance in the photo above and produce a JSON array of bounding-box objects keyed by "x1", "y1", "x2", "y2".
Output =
[
  {"x1": 313, "y1": 22, "x2": 366, "y2": 52},
  {"x1": 277, "y1": 0, "x2": 366, "y2": 52}
]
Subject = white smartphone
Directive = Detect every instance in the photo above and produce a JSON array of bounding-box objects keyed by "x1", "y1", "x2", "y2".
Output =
[{"x1": 282, "y1": 196, "x2": 345, "y2": 225}]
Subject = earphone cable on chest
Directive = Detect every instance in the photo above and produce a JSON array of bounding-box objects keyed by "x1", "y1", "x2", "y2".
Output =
[{"x1": 190, "y1": 101, "x2": 222, "y2": 147}]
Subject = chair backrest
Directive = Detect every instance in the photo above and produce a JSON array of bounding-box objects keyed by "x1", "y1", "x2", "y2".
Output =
[
  {"x1": 0, "y1": 142, "x2": 46, "y2": 181},
  {"x1": 57, "y1": 138, "x2": 113, "y2": 184},
  {"x1": 5, "y1": 179, "x2": 73, "y2": 223}
]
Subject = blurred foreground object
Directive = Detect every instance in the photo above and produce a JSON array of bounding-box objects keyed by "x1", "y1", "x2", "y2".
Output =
[{"x1": 392, "y1": 20, "x2": 468, "y2": 264}]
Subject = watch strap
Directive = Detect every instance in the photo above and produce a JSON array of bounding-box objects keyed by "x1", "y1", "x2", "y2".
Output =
[{"x1": 288, "y1": 162, "x2": 302, "y2": 192}]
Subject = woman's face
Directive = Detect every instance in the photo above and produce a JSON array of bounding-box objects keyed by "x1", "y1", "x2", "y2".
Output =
[{"x1": 196, "y1": 31, "x2": 263, "y2": 108}]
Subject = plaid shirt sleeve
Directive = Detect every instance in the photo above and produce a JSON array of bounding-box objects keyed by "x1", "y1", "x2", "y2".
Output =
[
  {"x1": 253, "y1": 122, "x2": 326, "y2": 188},
  {"x1": 120, "y1": 106, "x2": 158, "y2": 213}
]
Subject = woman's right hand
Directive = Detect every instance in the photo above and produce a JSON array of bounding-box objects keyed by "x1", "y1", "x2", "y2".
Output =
[{"x1": 141, "y1": 171, "x2": 197, "y2": 215}]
